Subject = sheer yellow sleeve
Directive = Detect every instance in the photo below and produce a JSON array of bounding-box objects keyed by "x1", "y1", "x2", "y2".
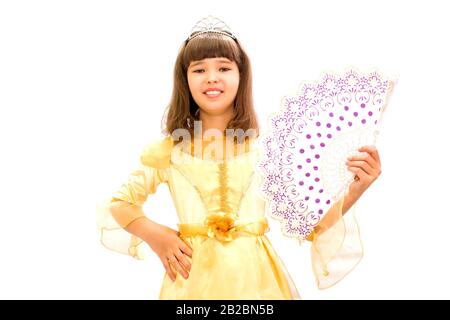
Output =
[
  {"x1": 96, "y1": 136, "x2": 173, "y2": 259},
  {"x1": 307, "y1": 193, "x2": 363, "y2": 289}
]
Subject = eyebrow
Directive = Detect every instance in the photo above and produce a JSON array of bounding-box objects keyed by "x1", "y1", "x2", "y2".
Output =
[{"x1": 189, "y1": 59, "x2": 233, "y2": 68}]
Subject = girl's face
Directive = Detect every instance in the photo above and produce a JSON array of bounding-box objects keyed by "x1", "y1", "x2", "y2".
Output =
[{"x1": 187, "y1": 57, "x2": 240, "y2": 117}]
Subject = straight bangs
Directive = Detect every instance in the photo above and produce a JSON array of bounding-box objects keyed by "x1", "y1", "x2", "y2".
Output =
[{"x1": 182, "y1": 34, "x2": 242, "y2": 70}]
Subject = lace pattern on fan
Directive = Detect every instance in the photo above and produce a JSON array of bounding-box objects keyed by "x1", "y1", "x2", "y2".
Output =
[{"x1": 258, "y1": 69, "x2": 390, "y2": 240}]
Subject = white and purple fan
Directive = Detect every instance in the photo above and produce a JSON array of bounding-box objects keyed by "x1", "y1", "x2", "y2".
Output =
[{"x1": 258, "y1": 69, "x2": 394, "y2": 241}]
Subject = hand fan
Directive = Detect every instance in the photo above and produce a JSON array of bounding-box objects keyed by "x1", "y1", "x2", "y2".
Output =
[{"x1": 258, "y1": 69, "x2": 394, "y2": 241}]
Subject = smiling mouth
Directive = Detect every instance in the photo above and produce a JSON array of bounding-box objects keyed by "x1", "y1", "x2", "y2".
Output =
[{"x1": 204, "y1": 90, "x2": 223, "y2": 98}]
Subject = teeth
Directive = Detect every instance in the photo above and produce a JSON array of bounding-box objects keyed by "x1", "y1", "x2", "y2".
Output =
[{"x1": 205, "y1": 91, "x2": 221, "y2": 95}]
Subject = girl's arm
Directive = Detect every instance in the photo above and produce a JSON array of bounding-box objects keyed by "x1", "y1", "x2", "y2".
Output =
[
  {"x1": 307, "y1": 145, "x2": 381, "y2": 288},
  {"x1": 110, "y1": 201, "x2": 193, "y2": 282},
  {"x1": 312, "y1": 145, "x2": 381, "y2": 236}
]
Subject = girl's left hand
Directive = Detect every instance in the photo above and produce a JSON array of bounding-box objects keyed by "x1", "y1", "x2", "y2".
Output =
[{"x1": 345, "y1": 145, "x2": 382, "y2": 197}]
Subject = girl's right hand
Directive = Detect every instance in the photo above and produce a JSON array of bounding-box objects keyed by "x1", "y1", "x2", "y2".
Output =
[{"x1": 145, "y1": 223, "x2": 193, "y2": 282}]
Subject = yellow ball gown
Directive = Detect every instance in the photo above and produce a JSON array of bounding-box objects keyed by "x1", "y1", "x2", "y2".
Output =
[{"x1": 97, "y1": 135, "x2": 363, "y2": 299}]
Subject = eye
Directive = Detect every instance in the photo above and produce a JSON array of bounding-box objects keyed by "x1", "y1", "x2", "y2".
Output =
[
  {"x1": 193, "y1": 69, "x2": 205, "y2": 73},
  {"x1": 220, "y1": 67, "x2": 231, "y2": 72}
]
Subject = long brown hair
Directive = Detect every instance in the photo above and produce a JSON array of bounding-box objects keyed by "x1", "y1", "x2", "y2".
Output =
[{"x1": 162, "y1": 33, "x2": 259, "y2": 141}]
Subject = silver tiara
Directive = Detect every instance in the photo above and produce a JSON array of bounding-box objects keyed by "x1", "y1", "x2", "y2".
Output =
[{"x1": 187, "y1": 16, "x2": 237, "y2": 41}]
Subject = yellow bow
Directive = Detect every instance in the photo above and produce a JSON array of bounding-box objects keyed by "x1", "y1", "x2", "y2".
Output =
[{"x1": 178, "y1": 215, "x2": 269, "y2": 242}]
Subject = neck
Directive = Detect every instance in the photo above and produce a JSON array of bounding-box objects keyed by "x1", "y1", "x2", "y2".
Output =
[{"x1": 198, "y1": 108, "x2": 234, "y2": 136}]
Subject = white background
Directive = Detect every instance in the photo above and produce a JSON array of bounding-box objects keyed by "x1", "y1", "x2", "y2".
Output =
[{"x1": 1, "y1": 0, "x2": 449, "y2": 299}]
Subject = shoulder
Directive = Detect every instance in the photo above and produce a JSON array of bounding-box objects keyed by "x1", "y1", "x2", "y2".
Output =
[{"x1": 140, "y1": 136, "x2": 174, "y2": 169}]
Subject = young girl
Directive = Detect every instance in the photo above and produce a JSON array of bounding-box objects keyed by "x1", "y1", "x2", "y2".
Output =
[{"x1": 97, "y1": 16, "x2": 382, "y2": 299}]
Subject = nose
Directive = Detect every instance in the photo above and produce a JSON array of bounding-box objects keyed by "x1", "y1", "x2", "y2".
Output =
[{"x1": 207, "y1": 71, "x2": 219, "y2": 83}]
